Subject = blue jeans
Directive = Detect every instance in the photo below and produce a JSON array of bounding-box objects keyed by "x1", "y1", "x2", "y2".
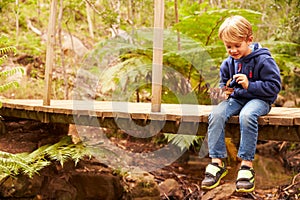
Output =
[{"x1": 207, "y1": 98, "x2": 271, "y2": 161}]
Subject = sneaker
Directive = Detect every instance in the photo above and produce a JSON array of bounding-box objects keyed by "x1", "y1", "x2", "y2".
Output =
[
  {"x1": 201, "y1": 162, "x2": 228, "y2": 190},
  {"x1": 236, "y1": 165, "x2": 255, "y2": 193}
]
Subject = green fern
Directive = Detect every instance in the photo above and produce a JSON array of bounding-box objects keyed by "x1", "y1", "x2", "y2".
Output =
[
  {"x1": 86, "y1": 30, "x2": 214, "y2": 104},
  {"x1": 0, "y1": 67, "x2": 24, "y2": 78},
  {"x1": 0, "y1": 151, "x2": 36, "y2": 177},
  {"x1": 0, "y1": 46, "x2": 24, "y2": 102},
  {"x1": 0, "y1": 47, "x2": 16, "y2": 59},
  {"x1": 0, "y1": 47, "x2": 16, "y2": 67},
  {"x1": 0, "y1": 136, "x2": 91, "y2": 180},
  {"x1": 164, "y1": 133, "x2": 203, "y2": 151}
]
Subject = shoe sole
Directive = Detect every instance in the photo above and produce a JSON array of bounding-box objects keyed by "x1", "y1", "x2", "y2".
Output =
[
  {"x1": 201, "y1": 169, "x2": 228, "y2": 190},
  {"x1": 236, "y1": 184, "x2": 255, "y2": 193}
]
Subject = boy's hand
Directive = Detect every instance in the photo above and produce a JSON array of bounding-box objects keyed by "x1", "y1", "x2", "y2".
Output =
[
  {"x1": 224, "y1": 87, "x2": 234, "y2": 98},
  {"x1": 209, "y1": 87, "x2": 227, "y2": 101},
  {"x1": 233, "y1": 74, "x2": 249, "y2": 89},
  {"x1": 209, "y1": 86, "x2": 234, "y2": 102}
]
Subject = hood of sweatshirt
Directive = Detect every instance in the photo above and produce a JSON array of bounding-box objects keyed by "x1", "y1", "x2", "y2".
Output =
[{"x1": 235, "y1": 43, "x2": 271, "y2": 63}]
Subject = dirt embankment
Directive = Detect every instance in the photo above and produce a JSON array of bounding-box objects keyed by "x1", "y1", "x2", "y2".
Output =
[{"x1": 0, "y1": 118, "x2": 299, "y2": 199}]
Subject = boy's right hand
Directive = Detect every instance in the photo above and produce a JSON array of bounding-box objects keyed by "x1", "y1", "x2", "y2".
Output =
[
  {"x1": 224, "y1": 87, "x2": 234, "y2": 98},
  {"x1": 209, "y1": 86, "x2": 234, "y2": 101},
  {"x1": 209, "y1": 87, "x2": 227, "y2": 101}
]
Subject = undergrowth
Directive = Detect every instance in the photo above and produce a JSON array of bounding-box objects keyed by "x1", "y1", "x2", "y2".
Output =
[{"x1": 0, "y1": 136, "x2": 90, "y2": 180}]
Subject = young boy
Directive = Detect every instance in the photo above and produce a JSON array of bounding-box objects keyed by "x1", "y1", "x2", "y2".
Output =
[{"x1": 201, "y1": 15, "x2": 281, "y2": 192}]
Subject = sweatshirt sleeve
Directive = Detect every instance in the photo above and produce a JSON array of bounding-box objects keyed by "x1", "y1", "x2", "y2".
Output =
[{"x1": 235, "y1": 57, "x2": 281, "y2": 101}]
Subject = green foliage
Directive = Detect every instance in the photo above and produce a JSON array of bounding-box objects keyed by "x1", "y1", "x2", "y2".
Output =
[
  {"x1": 0, "y1": 136, "x2": 90, "y2": 179},
  {"x1": 0, "y1": 0, "x2": 299, "y2": 102},
  {"x1": 262, "y1": 41, "x2": 300, "y2": 96},
  {"x1": 173, "y1": 6, "x2": 262, "y2": 73},
  {"x1": 81, "y1": 29, "x2": 216, "y2": 104},
  {"x1": 3, "y1": 79, "x2": 45, "y2": 100},
  {"x1": 174, "y1": 7, "x2": 262, "y2": 46},
  {"x1": 0, "y1": 46, "x2": 24, "y2": 104},
  {"x1": 164, "y1": 133, "x2": 203, "y2": 151},
  {"x1": 0, "y1": 0, "x2": 14, "y2": 12},
  {"x1": 0, "y1": 46, "x2": 16, "y2": 58}
]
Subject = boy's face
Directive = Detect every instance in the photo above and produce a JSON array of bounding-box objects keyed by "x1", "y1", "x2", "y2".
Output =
[{"x1": 223, "y1": 37, "x2": 253, "y2": 60}]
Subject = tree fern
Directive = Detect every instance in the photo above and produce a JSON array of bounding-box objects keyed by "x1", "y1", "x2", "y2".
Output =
[
  {"x1": 82, "y1": 29, "x2": 214, "y2": 104},
  {"x1": 0, "y1": 136, "x2": 91, "y2": 181},
  {"x1": 0, "y1": 151, "x2": 36, "y2": 178},
  {"x1": 0, "y1": 46, "x2": 16, "y2": 58},
  {"x1": 0, "y1": 46, "x2": 24, "y2": 107},
  {"x1": 164, "y1": 133, "x2": 203, "y2": 151}
]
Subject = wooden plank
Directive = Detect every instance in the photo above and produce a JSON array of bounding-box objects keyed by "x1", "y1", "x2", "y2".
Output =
[
  {"x1": 1, "y1": 99, "x2": 300, "y2": 141},
  {"x1": 1, "y1": 99, "x2": 300, "y2": 126},
  {"x1": 131, "y1": 113, "x2": 148, "y2": 120},
  {"x1": 148, "y1": 113, "x2": 166, "y2": 121},
  {"x1": 267, "y1": 115, "x2": 294, "y2": 126},
  {"x1": 102, "y1": 111, "x2": 116, "y2": 118},
  {"x1": 294, "y1": 117, "x2": 300, "y2": 125},
  {"x1": 181, "y1": 115, "x2": 202, "y2": 123},
  {"x1": 227, "y1": 116, "x2": 239, "y2": 124}
]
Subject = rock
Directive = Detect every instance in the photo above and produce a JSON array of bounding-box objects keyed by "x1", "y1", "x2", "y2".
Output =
[
  {"x1": 61, "y1": 32, "x2": 89, "y2": 58},
  {"x1": 125, "y1": 168, "x2": 160, "y2": 200},
  {"x1": 68, "y1": 124, "x2": 81, "y2": 144},
  {"x1": 202, "y1": 183, "x2": 236, "y2": 200},
  {"x1": 158, "y1": 178, "x2": 184, "y2": 199},
  {"x1": 71, "y1": 172, "x2": 123, "y2": 200},
  {"x1": 43, "y1": 175, "x2": 77, "y2": 200},
  {"x1": 0, "y1": 160, "x2": 123, "y2": 200},
  {"x1": 283, "y1": 100, "x2": 295, "y2": 107},
  {"x1": 274, "y1": 94, "x2": 286, "y2": 107},
  {"x1": 0, "y1": 174, "x2": 44, "y2": 198}
]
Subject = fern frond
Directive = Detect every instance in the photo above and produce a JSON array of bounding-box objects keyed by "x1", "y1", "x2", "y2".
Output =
[
  {"x1": 0, "y1": 55, "x2": 8, "y2": 65},
  {"x1": 0, "y1": 81, "x2": 20, "y2": 92},
  {"x1": 0, "y1": 152, "x2": 33, "y2": 177},
  {"x1": 24, "y1": 159, "x2": 51, "y2": 177},
  {"x1": 164, "y1": 133, "x2": 202, "y2": 151},
  {"x1": 68, "y1": 143, "x2": 91, "y2": 166},
  {"x1": 0, "y1": 136, "x2": 91, "y2": 179},
  {"x1": 0, "y1": 46, "x2": 17, "y2": 65},
  {"x1": 27, "y1": 145, "x2": 50, "y2": 161},
  {"x1": 0, "y1": 67, "x2": 24, "y2": 78},
  {"x1": 0, "y1": 47, "x2": 17, "y2": 56}
]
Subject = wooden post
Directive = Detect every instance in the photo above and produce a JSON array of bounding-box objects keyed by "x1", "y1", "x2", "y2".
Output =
[
  {"x1": 43, "y1": 0, "x2": 57, "y2": 106},
  {"x1": 151, "y1": 0, "x2": 164, "y2": 112}
]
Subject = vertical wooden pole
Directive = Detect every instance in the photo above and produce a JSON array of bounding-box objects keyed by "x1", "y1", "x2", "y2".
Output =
[
  {"x1": 43, "y1": 0, "x2": 57, "y2": 106},
  {"x1": 15, "y1": 0, "x2": 19, "y2": 45},
  {"x1": 174, "y1": 0, "x2": 181, "y2": 50},
  {"x1": 151, "y1": 0, "x2": 164, "y2": 112}
]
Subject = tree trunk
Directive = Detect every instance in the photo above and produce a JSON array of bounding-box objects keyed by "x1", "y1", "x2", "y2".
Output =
[
  {"x1": 15, "y1": 0, "x2": 19, "y2": 44},
  {"x1": 58, "y1": 0, "x2": 68, "y2": 100},
  {"x1": 86, "y1": 1, "x2": 94, "y2": 39}
]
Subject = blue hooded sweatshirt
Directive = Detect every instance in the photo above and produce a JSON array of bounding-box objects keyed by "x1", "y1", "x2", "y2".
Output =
[{"x1": 219, "y1": 43, "x2": 281, "y2": 104}]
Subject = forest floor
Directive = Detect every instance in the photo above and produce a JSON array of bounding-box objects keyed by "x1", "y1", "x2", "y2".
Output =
[
  {"x1": 0, "y1": 118, "x2": 299, "y2": 199},
  {"x1": 109, "y1": 131, "x2": 300, "y2": 200}
]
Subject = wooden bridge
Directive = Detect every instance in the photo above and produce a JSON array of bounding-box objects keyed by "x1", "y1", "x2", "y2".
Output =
[
  {"x1": 10, "y1": 1, "x2": 298, "y2": 143},
  {"x1": 0, "y1": 99, "x2": 299, "y2": 142}
]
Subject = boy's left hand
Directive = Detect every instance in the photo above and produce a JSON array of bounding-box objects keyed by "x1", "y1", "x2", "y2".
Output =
[{"x1": 233, "y1": 74, "x2": 249, "y2": 89}]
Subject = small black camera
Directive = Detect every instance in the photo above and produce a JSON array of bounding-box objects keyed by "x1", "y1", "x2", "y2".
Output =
[{"x1": 228, "y1": 79, "x2": 239, "y2": 88}]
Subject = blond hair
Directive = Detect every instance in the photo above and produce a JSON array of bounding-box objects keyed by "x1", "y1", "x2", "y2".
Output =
[{"x1": 218, "y1": 15, "x2": 253, "y2": 43}]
